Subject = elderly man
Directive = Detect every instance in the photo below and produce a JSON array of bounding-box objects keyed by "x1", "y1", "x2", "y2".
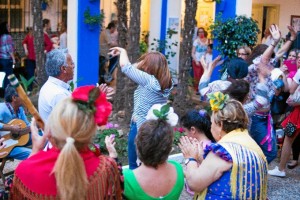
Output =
[
  {"x1": 0, "y1": 85, "x2": 31, "y2": 159},
  {"x1": 38, "y1": 49, "x2": 74, "y2": 122}
]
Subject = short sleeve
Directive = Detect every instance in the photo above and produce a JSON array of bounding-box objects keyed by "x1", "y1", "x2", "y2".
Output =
[
  {"x1": 204, "y1": 143, "x2": 232, "y2": 162},
  {"x1": 293, "y1": 69, "x2": 300, "y2": 85},
  {"x1": 193, "y1": 39, "x2": 198, "y2": 47}
]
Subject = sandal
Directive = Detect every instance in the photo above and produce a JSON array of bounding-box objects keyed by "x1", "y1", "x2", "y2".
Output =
[{"x1": 287, "y1": 160, "x2": 298, "y2": 169}]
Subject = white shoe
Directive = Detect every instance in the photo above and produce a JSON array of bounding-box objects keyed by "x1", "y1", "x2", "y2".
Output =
[{"x1": 268, "y1": 166, "x2": 286, "y2": 177}]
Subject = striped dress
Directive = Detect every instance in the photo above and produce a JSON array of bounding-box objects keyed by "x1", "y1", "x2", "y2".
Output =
[{"x1": 121, "y1": 63, "x2": 173, "y2": 129}]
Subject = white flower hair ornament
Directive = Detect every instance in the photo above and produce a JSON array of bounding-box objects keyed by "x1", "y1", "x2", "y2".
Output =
[{"x1": 146, "y1": 104, "x2": 179, "y2": 126}]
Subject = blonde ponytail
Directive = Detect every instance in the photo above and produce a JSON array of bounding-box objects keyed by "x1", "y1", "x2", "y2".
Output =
[
  {"x1": 47, "y1": 98, "x2": 98, "y2": 200},
  {"x1": 53, "y1": 138, "x2": 88, "y2": 200}
]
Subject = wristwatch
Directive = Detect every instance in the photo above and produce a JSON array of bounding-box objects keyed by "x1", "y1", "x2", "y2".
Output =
[{"x1": 184, "y1": 158, "x2": 197, "y2": 166}]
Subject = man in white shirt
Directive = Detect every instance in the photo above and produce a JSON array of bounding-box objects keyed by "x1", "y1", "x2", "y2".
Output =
[{"x1": 38, "y1": 49, "x2": 74, "y2": 122}]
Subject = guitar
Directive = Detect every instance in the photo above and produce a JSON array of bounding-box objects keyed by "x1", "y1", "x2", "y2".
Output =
[{"x1": 0, "y1": 119, "x2": 30, "y2": 159}]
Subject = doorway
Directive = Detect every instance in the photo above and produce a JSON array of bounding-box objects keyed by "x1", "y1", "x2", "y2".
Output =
[{"x1": 252, "y1": 4, "x2": 280, "y2": 44}]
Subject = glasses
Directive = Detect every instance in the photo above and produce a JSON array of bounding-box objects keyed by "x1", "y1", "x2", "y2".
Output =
[
  {"x1": 238, "y1": 53, "x2": 249, "y2": 56},
  {"x1": 198, "y1": 31, "x2": 204, "y2": 33}
]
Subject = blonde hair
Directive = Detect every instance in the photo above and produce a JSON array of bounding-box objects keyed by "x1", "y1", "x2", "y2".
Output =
[
  {"x1": 212, "y1": 99, "x2": 248, "y2": 133},
  {"x1": 46, "y1": 98, "x2": 97, "y2": 200},
  {"x1": 237, "y1": 45, "x2": 252, "y2": 55}
]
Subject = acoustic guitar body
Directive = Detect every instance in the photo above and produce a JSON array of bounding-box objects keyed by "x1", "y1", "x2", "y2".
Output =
[{"x1": 0, "y1": 119, "x2": 30, "y2": 159}]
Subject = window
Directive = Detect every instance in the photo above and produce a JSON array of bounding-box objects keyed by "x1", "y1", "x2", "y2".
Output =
[{"x1": 0, "y1": 0, "x2": 25, "y2": 32}]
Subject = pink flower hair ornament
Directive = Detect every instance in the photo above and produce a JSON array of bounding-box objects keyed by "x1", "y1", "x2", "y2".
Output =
[{"x1": 71, "y1": 86, "x2": 112, "y2": 126}]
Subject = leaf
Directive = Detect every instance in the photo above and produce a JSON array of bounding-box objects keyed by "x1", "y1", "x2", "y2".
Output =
[
  {"x1": 161, "y1": 104, "x2": 170, "y2": 116},
  {"x1": 153, "y1": 109, "x2": 161, "y2": 118}
]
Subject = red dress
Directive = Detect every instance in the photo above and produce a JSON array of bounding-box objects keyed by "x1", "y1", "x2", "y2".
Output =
[
  {"x1": 281, "y1": 106, "x2": 300, "y2": 136},
  {"x1": 10, "y1": 148, "x2": 122, "y2": 199}
]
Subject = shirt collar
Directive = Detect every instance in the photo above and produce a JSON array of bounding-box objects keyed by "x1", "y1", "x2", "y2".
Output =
[{"x1": 48, "y1": 76, "x2": 70, "y2": 90}]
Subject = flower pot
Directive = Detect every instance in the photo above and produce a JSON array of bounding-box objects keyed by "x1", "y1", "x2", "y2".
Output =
[{"x1": 41, "y1": 2, "x2": 48, "y2": 11}]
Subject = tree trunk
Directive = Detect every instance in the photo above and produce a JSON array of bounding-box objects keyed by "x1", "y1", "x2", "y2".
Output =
[
  {"x1": 173, "y1": 0, "x2": 198, "y2": 117},
  {"x1": 31, "y1": 0, "x2": 47, "y2": 87},
  {"x1": 114, "y1": 0, "x2": 128, "y2": 114},
  {"x1": 123, "y1": 0, "x2": 141, "y2": 125}
]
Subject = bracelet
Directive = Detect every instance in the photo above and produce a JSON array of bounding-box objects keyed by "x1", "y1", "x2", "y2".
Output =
[
  {"x1": 271, "y1": 43, "x2": 276, "y2": 47},
  {"x1": 288, "y1": 39, "x2": 295, "y2": 42}
]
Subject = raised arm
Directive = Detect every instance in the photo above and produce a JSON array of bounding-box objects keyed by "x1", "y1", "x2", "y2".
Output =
[
  {"x1": 261, "y1": 25, "x2": 281, "y2": 64},
  {"x1": 199, "y1": 56, "x2": 222, "y2": 96},
  {"x1": 275, "y1": 25, "x2": 297, "y2": 58},
  {"x1": 109, "y1": 47, "x2": 130, "y2": 67}
]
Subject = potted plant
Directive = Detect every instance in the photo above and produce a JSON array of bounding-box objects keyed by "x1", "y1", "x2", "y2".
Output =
[
  {"x1": 84, "y1": 7, "x2": 104, "y2": 31},
  {"x1": 210, "y1": 15, "x2": 259, "y2": 58}
]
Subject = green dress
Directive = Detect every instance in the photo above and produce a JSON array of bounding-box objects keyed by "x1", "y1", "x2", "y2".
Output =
[{"x1": 124, "y1": 160, "x2": 184, "y2": 200}]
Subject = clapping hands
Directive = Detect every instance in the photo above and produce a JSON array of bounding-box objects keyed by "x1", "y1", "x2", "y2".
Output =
[
  {"x1": 105, "y1": 134, "x2": 118, "y2": 159},
  {"x1": 97, "y1": 83, "x2": 115, "y2": 99},
  {"x1": 179, "y1": 136, "x2": 204, "y2": 163}
]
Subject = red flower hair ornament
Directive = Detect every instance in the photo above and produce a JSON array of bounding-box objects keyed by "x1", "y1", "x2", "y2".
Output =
[{"x1": 71, "y1": 86, "x2": 112, "y2": 126}]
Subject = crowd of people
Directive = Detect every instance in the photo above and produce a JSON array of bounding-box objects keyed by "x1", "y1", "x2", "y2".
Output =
[{"x1": 0, "y1": 15, "x2": 299, "y2": 200}]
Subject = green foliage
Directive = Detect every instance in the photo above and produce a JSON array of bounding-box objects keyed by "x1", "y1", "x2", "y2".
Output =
[
  {"x1": 93, "y1": 129, "x2": 128, "y2": 157},
  {"x1": 41, "y1": 0, "x2": 52, "y2": 4},
  {"x1": 153, "y1": 104, "x2": 171, "y2": 120},
  {"x1": 173, "y1": 130, "x2": 185, "y2": 146},
  {"x1": 140, "y1": 31, "x2": 149, "y2": 55},
  {"x1": 84, "y1": 7, "x2": 104, "y2": 26},
  {"x1": 209, "y1": 15, "x2": 260, "y2": 58},
  {"x1": 19, "y1": 75, "x2": 35, "y2": 93},
  {"x1": 139, "y1": 41, "x2": 148, "y2": 55},
  {"x1": 150, "y1": 28, "x2": 178, "y2": 64}
]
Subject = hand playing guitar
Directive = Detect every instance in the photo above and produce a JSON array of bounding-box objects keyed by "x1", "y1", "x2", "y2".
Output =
[{"x1": 0, "y1": 138, "x2": 8, "y2": 157}]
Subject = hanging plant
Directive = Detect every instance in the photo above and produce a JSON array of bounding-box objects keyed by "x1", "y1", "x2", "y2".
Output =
[
  {"x1": 209, "y1": 15, "x2": 260, "y2": 58},
  {"x1": 84, "y1": 7, "x2": 104, "y2": 30}
]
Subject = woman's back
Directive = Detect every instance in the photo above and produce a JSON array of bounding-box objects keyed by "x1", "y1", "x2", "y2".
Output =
[
  {"x1": 11, "y1": 148, "x2": 122, "y2": 199},
  {"x1": 124, "y1": 160, "x2": 184, "y2": 200}
]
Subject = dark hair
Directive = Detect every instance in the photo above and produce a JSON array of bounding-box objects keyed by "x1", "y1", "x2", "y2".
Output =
[
  {"x1": 0, "y1": 21, "x2": 9, "y2": 36},
  {"x1": 208, "y1": 44, "x2": 213, "y2": 49},
  {"x1": 107, "y1": 22, "x2": 116, "y2": 29},
  {"x1": 227, "y1": 58, "x2": 249, "y2": 79},
  {"x1": 223, "y1": 80, "x2": 250, "y2": 103},
  {"x1": 43, "y1": 19, "x2": 50, "y2": 28},
  {"x1": 198, "y1": 27, "x2": 208, "y2": 37},
  {"x1": 136, "y1": 120, "x2": 173, "y2": 168},
  {"x1": 245, "y1": 44, "x2": 268, "y2": 65},
  {"x1": 4, "y1": 85, "x2": 18, "y2": 103},
  {"x1": 181, "y1": 110, "x2": 215, "y2": 142}
]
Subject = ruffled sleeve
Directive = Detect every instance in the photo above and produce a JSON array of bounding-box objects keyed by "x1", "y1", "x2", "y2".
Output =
[{"x1": 204, "y1": 143, "x2": 233, "y2": 162}]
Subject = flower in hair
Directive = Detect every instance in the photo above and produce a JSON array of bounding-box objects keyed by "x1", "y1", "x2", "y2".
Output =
[
  {"x1": 207, "y1": 91, "x2": 229, "y2": 111},
  {"x1": 146, "y1": 104, "x2": 178, "y2": 126},
  {"x1": 72, "y1": 86, "x2": 112, "y2": 126}
]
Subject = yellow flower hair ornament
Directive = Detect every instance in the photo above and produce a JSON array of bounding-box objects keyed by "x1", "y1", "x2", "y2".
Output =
[{"x1": 207, "y1": 91, "x2": 229, "y2": 111}]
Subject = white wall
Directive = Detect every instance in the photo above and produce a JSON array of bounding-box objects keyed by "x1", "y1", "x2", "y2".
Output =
[
  {"x1": 252, "y1": 0, "x2": 300, "y2": 36},
  {"x1": 67, "y1": 0, "x2": 78, "y2": 86},
  {"x1": 166, "y1": 0, "x2": 182, "y2": 82},
  {"x1": 149, "y1": 0, "x2": 162, "y2": 47},
  {"x1": 236, "y1": 0, "x2": 252, "y2": 17}
]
